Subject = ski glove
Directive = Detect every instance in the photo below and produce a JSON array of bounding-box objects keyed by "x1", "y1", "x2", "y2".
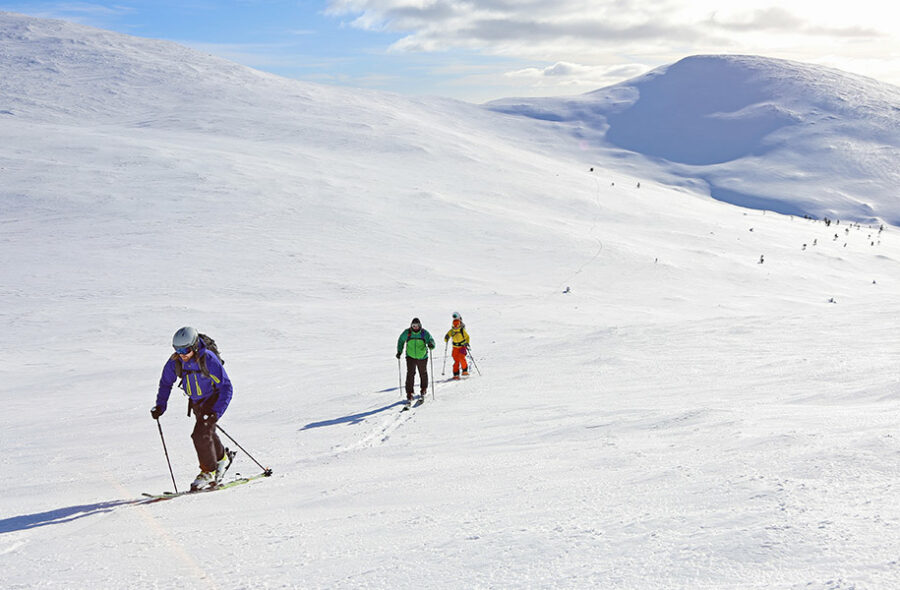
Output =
[
  {"x1": 396, "y1": 352, "x2": 402, "y2": 359},
  {"x1": 150, "y1": 406, "x2": 164, "y2": 419}
]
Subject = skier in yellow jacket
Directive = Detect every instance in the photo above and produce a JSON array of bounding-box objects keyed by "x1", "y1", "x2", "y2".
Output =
[{"x1": 444, "y1": 311, "x2": 470, "y2": 379}]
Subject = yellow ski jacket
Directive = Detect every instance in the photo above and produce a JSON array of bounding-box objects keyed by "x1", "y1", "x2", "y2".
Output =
[{"x1": 444, "y1": 325, "x2": 470, "y2": 347}]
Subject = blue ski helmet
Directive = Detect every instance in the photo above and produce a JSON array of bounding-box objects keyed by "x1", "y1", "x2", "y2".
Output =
[{"x1": 172, "y1": 326, "x2": 199, "y2": 352}]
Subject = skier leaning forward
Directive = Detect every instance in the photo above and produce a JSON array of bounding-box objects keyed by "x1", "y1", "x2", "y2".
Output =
[
  {"x1": 151, "y1": 326, "x2": 234, "y2": 490},
  {"x1": 396, "y1": 317, "x2": 435, "y2": 402}
]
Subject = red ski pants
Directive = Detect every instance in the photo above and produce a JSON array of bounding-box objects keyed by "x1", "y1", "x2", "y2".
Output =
[{"x1": 452, "y1": 346, "x2": 468, "y2": 374}]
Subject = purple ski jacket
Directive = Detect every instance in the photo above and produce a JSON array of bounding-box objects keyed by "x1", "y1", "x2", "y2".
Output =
[{"x1": 156, "y1": 340, "x2": 233, "y2": 418}]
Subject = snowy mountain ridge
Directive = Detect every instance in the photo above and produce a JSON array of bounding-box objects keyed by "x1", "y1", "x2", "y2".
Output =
[
  {"x1": 3, "y1": 12, "x2": 900, "y2": 589},
  {"x1": 4, "y1": 11, "x2": 899, "y2": 224},
  {"x1": 488, "y1": 54, "x2": 900, "y2": 224}
]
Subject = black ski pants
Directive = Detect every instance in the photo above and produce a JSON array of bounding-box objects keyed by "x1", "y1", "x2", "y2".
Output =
[
  {"x1": 405, "y1": 356, "x2": 428, "y2": 397},
  {"x1": 191, "y1": 398, "x2": 225, "y2": 472}
]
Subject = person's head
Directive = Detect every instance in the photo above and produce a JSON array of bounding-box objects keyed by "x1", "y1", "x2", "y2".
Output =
[
  {"x1": 410, "y1": 318, "x2": 421, "y2": 332},
  {"x1": 452, "y1": 311, "x2": 461, "y2": 328},
  {"x1": 172, "y1": 326, "x2": 199, "y2": 359}
]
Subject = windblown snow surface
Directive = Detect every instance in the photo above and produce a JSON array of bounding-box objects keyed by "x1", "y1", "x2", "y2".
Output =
[{"x1": 1, "y1": 11, "x2": 899, "y2": 590}]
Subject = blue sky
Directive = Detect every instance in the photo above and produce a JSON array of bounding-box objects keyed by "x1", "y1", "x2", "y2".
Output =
[{"x1": 2, "y1": 1, "x2": 899, "y2": 102}]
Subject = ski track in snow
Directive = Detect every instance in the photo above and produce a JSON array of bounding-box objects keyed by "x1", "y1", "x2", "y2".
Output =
[
  {"x1": 328, "y1": 380, "x2": 470, "y2": 456},
  {"x1": 330, "y1": 404, "x2": 416, "y2": 453}
]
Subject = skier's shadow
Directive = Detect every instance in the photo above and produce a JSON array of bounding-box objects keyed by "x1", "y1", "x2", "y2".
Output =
[
  {"x1": 0, "y1": 500, "x2": 137, "y2": 534},
  {"x1": 300, "y1": 396, "x2": 407, "y2": 431}
]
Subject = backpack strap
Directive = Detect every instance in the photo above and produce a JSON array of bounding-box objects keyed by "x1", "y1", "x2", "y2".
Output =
[
  {"x1": 402, "y1": 328, "x2": 411, "y2": 352},
  {"x1": 172, "y1": 351, "x2": 213, "y2": 380},
  {"x1": 197, "y1": 353, "x2": 210, "y2": 379}
]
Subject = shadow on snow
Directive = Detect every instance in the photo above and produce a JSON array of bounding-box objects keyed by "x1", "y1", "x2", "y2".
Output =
[
  {"x1": 301, "y1": 377, "x2": 465, "y2": 431},
  {"x1": 300, "y1": 400, "x2": 407, "y2": 431},
  {"x1": 0, "y1": 500, "x2": 139, "y2": 534}
]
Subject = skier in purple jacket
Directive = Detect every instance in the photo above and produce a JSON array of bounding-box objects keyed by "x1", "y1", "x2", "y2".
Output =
[{"x1": 151, "y1": 326, "x2": 234, "y2": 490}]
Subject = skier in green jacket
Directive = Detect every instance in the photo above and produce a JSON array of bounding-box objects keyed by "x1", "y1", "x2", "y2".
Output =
[{"x1": 396, "y1": 317, "x2": 436, "y2": 402}]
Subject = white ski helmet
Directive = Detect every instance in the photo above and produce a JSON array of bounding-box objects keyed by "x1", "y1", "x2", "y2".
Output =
[
  {"x1": 172, "y1": 326, "x2": 199, "y2": 351},
  {"x1": 452, "y1": 311, "x2": 461, "y2": 320}
]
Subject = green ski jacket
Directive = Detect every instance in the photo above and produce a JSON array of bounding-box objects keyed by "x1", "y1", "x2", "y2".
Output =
[{"x1": 397, "y1": 328, "x2": 435, "y2": 360}]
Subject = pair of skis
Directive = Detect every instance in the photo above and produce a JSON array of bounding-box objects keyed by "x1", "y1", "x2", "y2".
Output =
[
  {"x1": 142, "y1": 448, "x2": 273, "y2": 502},
  {"x1": 403, "y1": 369, "x2": 476, "y2": 411},
  {"x1": 400, "y1": 395, "x2": 426, "y2": 412},
  {"x1": 141, "y1": 470, "x2": 272, "y2": 502}
]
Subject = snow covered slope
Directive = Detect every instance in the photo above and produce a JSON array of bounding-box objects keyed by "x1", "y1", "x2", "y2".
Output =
[
  {"x1": 2, "y1": 12, "x2": 900, "y2": 589},
  {"x1": 488, "y1": 55, "x2": 900, "y2": 224}
]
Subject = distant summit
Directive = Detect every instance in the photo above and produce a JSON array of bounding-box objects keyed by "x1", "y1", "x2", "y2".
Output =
[{"x1": 488, "y1": 55, "x2": 900, "y2": 224}]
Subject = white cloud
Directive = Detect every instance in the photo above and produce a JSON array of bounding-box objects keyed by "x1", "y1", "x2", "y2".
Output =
[
  {"x1": 507, "y1": 61, "x2": 642, "y2": 80},
  {"x1": 324, "y1": 0, "x2": 900, "y2": 92},
  {"x1": 500, "y1": 61, "x2": 648, "y2": 94}
]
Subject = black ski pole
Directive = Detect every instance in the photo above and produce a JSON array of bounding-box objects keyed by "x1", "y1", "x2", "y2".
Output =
[
  {"x1": 155, "y1": 418, "x2": 178, "y2": 493},
  {"x1": 215, "y1": 424, "x2": 273, "y2": 476},
  {"x1": 467, "y1": 349, "x2": 482, "y2": 376}
]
